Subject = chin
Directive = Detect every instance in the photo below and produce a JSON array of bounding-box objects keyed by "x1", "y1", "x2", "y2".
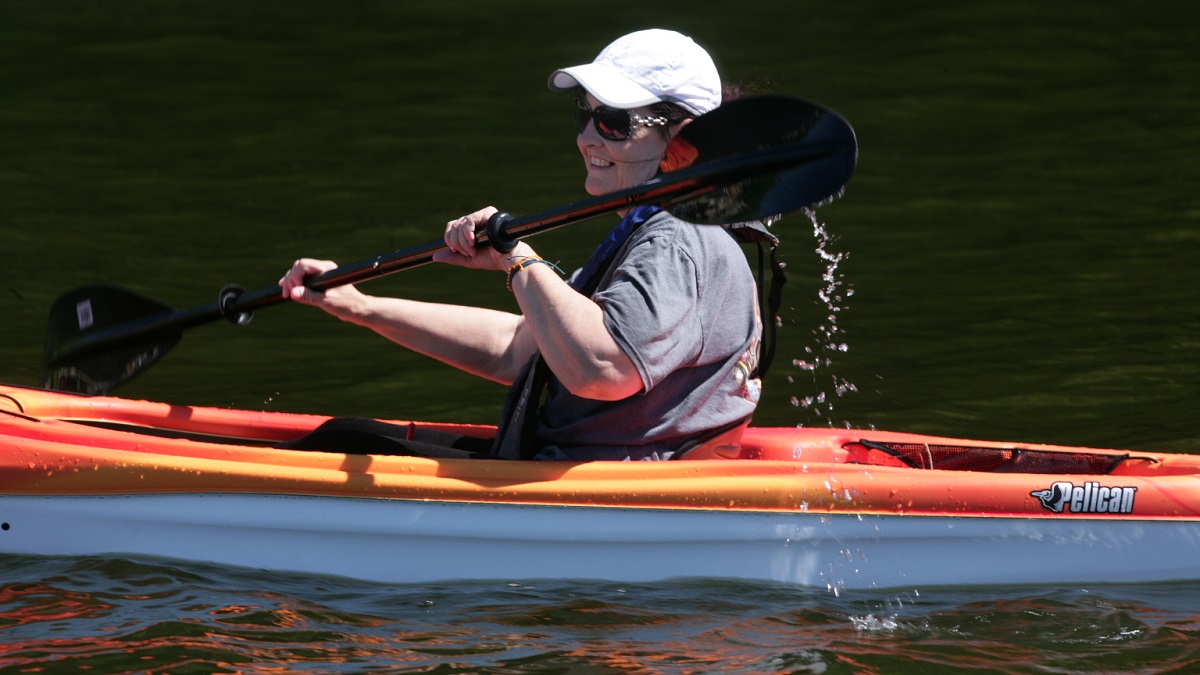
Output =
[{"x1": 583, "y1": 177, "x2": 610, "y2": 197}]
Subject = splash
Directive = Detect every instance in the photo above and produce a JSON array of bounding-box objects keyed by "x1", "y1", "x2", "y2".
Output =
[
  {"x1": 850, "y1": 613, "x2": 900, "y2": 632},
  {"x1": 787, "y1": 208, "x2": 858, "y2": 427}
]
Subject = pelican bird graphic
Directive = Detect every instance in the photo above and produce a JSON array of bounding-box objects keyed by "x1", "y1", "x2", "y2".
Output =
[{"x1": 1030, "y1": 483, "x2": 1069, "y2": 513}]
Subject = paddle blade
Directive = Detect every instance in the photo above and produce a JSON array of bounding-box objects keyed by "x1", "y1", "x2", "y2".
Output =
[
  {"x1": 42, "y1": 284, "x2": 183, "y2": 394},
  {"x1": 665, "y1": 95, "x2": 858, "y2": 224}
]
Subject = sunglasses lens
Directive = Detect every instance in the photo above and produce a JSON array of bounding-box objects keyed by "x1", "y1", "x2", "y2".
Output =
[
  {"x1": 593, "y1": 107, "x2": 631, "y2": 140},
  {"x1": 573, "y1": 97, "x2": 592, "y2": 134},
  {"x1": 573, "y1": 97, "x2": 631, "y2": 141}
]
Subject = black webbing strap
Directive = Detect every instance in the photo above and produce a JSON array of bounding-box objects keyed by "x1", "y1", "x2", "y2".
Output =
[
  {"x1": 731, "y1": 219, "x2": 785, "y2": 379},
  {"x1": 855, "y1": 439, "x2": 1130, "y2": 475},
  {"x1": 755, "y1": 243, "x2": 787, "y2": 379}
]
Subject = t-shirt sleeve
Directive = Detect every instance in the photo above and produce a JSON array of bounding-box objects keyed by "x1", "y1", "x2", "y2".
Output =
[{"x1": 593, "y1": 232, "x2": 702, "y2": 392}]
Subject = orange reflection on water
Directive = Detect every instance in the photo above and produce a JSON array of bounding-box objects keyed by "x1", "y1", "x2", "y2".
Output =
[{"x1": 0, "y1": 581, "x2": 114, "y2": 629}]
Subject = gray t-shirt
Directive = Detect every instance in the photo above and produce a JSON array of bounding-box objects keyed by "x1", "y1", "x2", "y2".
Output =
[{"x1": 533, "y1": 210, "x2": 761, "y2": 460}]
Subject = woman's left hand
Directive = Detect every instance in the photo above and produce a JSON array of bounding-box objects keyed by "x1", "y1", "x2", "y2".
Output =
[{"x1": 434, "y1": 206, "x2": 538, "y2": 271}]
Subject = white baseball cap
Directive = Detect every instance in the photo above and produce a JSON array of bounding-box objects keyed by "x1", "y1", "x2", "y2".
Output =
[{"x1": 547, "y1": 29, "x2": 722, "y2": 116}]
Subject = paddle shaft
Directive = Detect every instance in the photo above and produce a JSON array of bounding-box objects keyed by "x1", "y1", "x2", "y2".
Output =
[
  {"x1": 44, "y1": 95, "x2": 859, "y2": 394},
  {"x1": 50, "y1": 137, "x2": 834, "y2": 367}
]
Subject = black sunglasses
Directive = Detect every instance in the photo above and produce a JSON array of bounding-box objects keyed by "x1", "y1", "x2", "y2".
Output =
[{"x1": 573, "y1": 96, "x2": 672, "y2": 142}]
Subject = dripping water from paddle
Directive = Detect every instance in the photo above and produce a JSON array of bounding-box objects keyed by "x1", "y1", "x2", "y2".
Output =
[{"x1": 786, "y1": 208, "x2": 859, "y2": 427}]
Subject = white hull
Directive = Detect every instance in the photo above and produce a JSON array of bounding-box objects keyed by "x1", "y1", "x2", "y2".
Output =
[{"x1": 4, "y1": 493, "x2": 1199, "y2": 589}]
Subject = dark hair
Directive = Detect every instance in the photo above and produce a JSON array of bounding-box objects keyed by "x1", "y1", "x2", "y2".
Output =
[
  {"x1": 722, "y1": 80, "x2": 771, "y2": 102},
  {"x1": 652, "y1": 81, "x2": 773, "y2": 139},
  {"x1": 648, "y1": 101, "x2": 692, "y2": 141}
]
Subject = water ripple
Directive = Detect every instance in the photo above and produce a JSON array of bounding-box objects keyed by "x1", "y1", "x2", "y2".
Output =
[{"x1": 2, "y1": 555, "x2": 1199, "y2": 674}]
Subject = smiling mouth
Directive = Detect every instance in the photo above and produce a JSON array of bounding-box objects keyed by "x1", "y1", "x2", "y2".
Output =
[{"x1": 589, "y1": 156, "x2": 613, "y2": 168}]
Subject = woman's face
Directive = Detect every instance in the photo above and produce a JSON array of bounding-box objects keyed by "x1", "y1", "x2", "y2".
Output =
[{"x1": 576, "y1": 93, "x2": 672, "y2": 196}]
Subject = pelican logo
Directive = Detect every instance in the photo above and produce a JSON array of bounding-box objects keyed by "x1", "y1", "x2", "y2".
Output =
[{"x1": 1030, "y1": 481, "x2": 1137, "y2": 515}]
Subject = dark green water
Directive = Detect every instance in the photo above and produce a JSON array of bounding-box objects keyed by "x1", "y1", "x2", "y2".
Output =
[{"x1": 2, "y1": 1, "x2": 1199, "y2": 672}]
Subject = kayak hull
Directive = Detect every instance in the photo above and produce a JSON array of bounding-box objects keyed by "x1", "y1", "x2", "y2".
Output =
[
  {"x1": 5, "y1": 492, "x2": 1200, "y2": 588},
  {"x1": 3, "y1": 383, "x2": 1200, "y2": 588}
]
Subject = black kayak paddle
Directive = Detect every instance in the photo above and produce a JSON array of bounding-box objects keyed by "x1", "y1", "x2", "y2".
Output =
[{"x1": 43, "y1": 95, "x2": 857, "y2": 394}]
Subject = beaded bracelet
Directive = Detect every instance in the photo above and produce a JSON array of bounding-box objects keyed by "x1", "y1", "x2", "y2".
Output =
[{"x1": 505, "y1": 255, "x2": 563, "y2": 291}]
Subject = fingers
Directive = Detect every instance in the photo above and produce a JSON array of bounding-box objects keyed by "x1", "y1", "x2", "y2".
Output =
[
  {"x1": 279, "y1": 258, "x2": 337, "y2": 304},
  {"x1": 444, "y1": 206, "x2": 500, "y2": 257},
  {"x1": 444, "y1": 216, "x2": 476, "y2": 257}
]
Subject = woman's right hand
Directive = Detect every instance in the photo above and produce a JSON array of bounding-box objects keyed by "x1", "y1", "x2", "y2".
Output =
[
  {"x1": 278, "y1": 258, "x2": 365, "y2": 317},
  {"x1": 435, "y1": 206, "x2": 538, "y2": 271}
]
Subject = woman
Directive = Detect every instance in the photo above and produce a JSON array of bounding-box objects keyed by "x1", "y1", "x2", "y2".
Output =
[{"x1": 280, "y1": 29, "x2": 762, "y2": 460}]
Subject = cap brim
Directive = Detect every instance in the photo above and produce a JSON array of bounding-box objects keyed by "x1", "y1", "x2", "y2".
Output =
[{"x1": 548, "y1": 63, "x2": 663, "y2": 109}]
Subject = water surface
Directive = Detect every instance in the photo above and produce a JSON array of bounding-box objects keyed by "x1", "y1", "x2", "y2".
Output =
[{"x1": 2, "y1": 555, "x2": 1199, "y2": 674}]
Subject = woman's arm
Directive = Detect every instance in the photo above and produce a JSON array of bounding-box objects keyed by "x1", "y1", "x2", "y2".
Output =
[
  {"x1": 506, "y1": 260, "x2": 643, "y2": 400},
  {"x1": 439, "y1": 207, "x2": 644, "y2": 400},
  {"x1": 280, "y1": 206, "x2": 644, "y2": 398},
  {"x1": 279, "y1": 258, "x2": 536, "y2": 385}
]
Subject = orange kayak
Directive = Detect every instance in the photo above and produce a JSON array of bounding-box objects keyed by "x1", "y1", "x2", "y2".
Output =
[{"x1": 3, "y1": 382, "x2": 1199, "y2": 589}]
